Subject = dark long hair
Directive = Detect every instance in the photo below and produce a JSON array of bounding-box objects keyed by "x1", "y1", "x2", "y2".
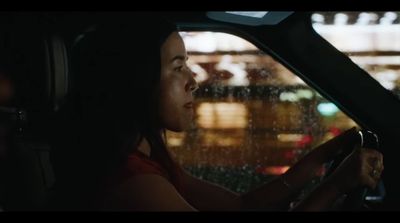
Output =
[{"x1": 51, "y1": 14, "x2": 179, "y2": 210}]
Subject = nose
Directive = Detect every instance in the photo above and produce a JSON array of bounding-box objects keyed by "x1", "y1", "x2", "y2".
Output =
[
  {"x1": 189, "y1": 79, "x2": 199, "y2": 93},
  {"x1": 185, "y1": 69, "x2": 199, "y2": 93},
  {"x1": 186, "y1": 77, "x2": 198, "y2": 93}
]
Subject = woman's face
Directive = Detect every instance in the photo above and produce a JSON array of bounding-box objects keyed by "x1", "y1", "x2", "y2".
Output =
[{"x1": 159, "y1": 31, "x2": 198, "y2": 132}]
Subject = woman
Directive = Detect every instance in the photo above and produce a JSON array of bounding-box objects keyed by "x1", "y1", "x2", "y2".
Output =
[{"x1": 52, "y1": 13, "x2": 384, "y2": 211}]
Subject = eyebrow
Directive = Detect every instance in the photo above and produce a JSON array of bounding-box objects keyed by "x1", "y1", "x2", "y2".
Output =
[{"x1": 170, "y1": 55, "x2": 188, "y2": 63}]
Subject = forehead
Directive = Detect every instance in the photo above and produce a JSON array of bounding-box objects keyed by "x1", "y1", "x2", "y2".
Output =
[{"x1": 161, "y1": 32, "x2": 186, "y2": 58}]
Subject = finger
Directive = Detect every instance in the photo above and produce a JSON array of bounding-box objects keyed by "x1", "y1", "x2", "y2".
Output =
[
  {"x1": 364, "y1": 155, "x2": 383, "y2": 177},
  {"x1": 377, "y1": 152, "x2": 384, "y2": 169},
  {"x1": 363, "y1": 149, "x2": 383, "y2": 166},
  {"x1": 376, "y1": 159, "x2": 384, "y2": 172},
  {"x1": 362, "y1": 171, "x2": 379, "y2": 189},
  {"x1": 366, "y1": 164, "x2": 382, "y2": 181},
  {"x1": 367, "y1": 151, "x2": 384, "y2": 171},
  {"x1": 357, "y1": 149, "x2": 372, "y2": 169}
]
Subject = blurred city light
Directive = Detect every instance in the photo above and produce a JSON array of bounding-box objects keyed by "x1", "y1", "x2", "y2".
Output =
[
  {"x1": 317, "y1": 102, "x2": 339, "y2": 116},
  {"x1": 277, "y1": 134, "x2": 304, "y2": 142},
  {"x1": 256, "y1": 166, "x2": 290, "y2": 175},
  {"x1": 197, "y1": 102, "x2": 248, "y2": 129}
]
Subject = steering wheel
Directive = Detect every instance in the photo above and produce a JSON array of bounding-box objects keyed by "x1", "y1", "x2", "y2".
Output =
[{"x1": 324, "y1": 130, "x2": 379, "y2": 211}]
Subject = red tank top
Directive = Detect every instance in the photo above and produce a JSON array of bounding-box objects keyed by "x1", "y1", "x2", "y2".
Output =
[{"x1": 105, "y1": 150, "x2": 185, "y2": 196}]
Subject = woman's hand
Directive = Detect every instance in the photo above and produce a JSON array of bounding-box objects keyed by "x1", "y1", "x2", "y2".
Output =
[
  {"x1": 289, "y1": 147, "x2": 383, "y2": 211},
  {"x1": 327, "y1": 147, "x2": 384, "y2": 194}
]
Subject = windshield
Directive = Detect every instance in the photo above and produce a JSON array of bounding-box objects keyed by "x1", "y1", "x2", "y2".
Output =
[{"x1": 166, "y1": 31, "x2": 359, "y2": 194}]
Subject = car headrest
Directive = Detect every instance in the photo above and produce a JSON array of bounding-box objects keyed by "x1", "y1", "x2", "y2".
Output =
[
  {"x1": 0, "y1": 25, "x2": 69, "y2": 138},
  {"x1": 44, "y1": 35, "x2": 69, "y2": 112}
]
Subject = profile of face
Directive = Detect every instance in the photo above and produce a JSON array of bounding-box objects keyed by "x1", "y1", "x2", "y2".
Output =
[{"x1": 159, "y1": 31, "x2": 198, "y2": 132}]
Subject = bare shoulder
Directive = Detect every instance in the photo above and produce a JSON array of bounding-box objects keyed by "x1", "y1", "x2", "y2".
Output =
[{"x1": 102, "y1": 174, "x2": 197, "y2": 211}]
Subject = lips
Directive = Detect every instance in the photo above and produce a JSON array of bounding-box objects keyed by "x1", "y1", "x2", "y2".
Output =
[{"x1": 184, "y1": 102, "x2": 193, "y2": 108}]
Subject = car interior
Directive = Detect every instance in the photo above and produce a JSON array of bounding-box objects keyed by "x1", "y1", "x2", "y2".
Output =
[{"x1": 0, "y1": 11, "x2": 398, "y2": 211}]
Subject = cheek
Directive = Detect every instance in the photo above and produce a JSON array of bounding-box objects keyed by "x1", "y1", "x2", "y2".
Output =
[
  {"x1": 159, "y1": 78, "x2": 186, "y2": 129},
  {"x1": 160, "y1": 79, "x2": 183, "y2": 108}
]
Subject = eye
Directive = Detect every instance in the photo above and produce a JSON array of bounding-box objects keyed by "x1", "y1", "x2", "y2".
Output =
[{"x1": 174, "y1": 66, "x2": 183, "y2": 72}]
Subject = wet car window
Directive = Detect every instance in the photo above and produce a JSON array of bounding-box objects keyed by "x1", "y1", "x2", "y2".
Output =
[
  {"x1": 312, "y1": 12, "x2": 400, "y2": 100},
  {"x1": 166, "y1": 31, "x2": 359, "y2": 193}
]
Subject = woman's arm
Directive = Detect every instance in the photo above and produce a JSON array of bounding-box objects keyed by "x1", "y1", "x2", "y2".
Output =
[
  {"x1": 103, "y1": 174, "x2": 198, "y2": 211},
  {"x1": 180, "y1": 127, "x2": 361, "y2": 211},
  {"x1": 180, "y1": 126, "x2": 381, "y2": 211},
  {"x1": 104, "y1": 127, "x2": 372, "y2": 211}
]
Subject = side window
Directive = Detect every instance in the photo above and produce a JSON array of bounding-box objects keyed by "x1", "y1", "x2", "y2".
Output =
[
  {"x1": 312, "y1": 12, "x2": 400, "y2": 99},
  {"x1": 166, "y1": 31, "x2": 358, "y2": 193}
]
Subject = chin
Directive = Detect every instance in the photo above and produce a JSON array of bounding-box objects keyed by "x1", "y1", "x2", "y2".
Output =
[
  {"x1": 166, "y1": 127, "x2": 185, "y2": 133},
  {"x1": 165, "y1": 121, "x2": 191, "y2": 133}
]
